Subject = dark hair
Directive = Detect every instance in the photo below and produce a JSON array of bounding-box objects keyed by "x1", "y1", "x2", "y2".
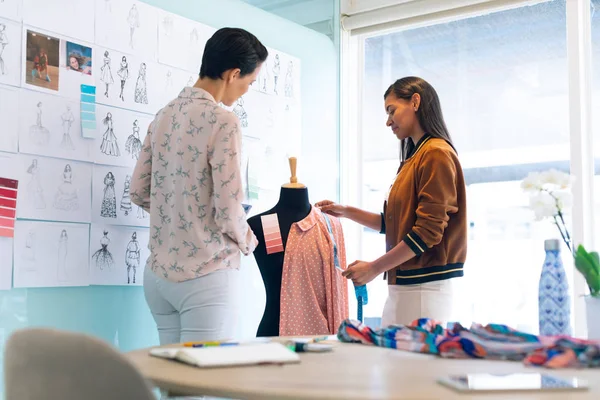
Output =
[
  {"x1": 199, "y1": 27, "x2": 268, "y2": 79},
  {"x1": 384, "y1": 77, "x2": 454, "y2": 161}
]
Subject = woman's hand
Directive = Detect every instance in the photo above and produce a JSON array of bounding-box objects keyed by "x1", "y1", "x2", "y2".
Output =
[
  {"x1": 315, "y1": 200, "x2": 347, "y2": 218},
  {"x1": 342, "y1": 260, "x2": 379, "y2": 286}
]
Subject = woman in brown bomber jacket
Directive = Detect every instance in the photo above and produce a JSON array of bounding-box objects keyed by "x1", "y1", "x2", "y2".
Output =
[{"x1": 316, "y1": 76, "x2": 467, "y2": 327}]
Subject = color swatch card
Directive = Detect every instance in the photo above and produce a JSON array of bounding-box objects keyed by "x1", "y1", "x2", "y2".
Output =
[
  {"x1": 261, "y1": 214, "x2": 284, "y2": 254},
  {"x1": 80, "y1": 84, "x2": 96, "y2": 139},
  {"x1": 0, "y1": 177, "x2": 18, "y2": 238}
]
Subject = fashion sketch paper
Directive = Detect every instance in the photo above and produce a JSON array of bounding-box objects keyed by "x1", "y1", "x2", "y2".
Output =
[
  {"x1": 92, "y1": 164, "x2": 150, "y2": 227},
  {"x1": 13, "y1": 220, "x2": 90, "y2": 288},
  {"x1": 0, "y1": 17, "x2": 21, "y2": 88},
  {"x1": 157, "y1": 10, "x2": 215, "y2": 73},
  {"x1": 15, "y1": 154, "x2": 93, "y2": 223},
  {"x1": 18, "y1": 89, "x2": 91, "y2": 162},
  {"x1": 95, "y1": 0, "x2": 158, "y2": 61},
  {"x1": 89, "y1": 223, "x2": 149, "y2": 286},
  {"x1": 0, "y1": 0, "x2": 21, "y2": 23},
  {"x1": 0, "y1": 84, "x2": 19, "y2": 152},
  {"x1": 22, "y1": 0, "x2": 94, "y2": 43},
  {"x1": 92, "y1": 104, "x2": 152, "y2": 169},
  {"x1": 0, "y1": 236, "x2": 13, "y2": 290}
]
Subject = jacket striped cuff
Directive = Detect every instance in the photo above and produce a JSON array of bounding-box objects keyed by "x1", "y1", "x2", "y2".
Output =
[{"x1": 403, "y1": 230, "x2": 428, "y2": 256}]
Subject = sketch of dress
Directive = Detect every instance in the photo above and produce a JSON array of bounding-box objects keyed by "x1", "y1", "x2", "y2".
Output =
[
  {"x1": 162, "y1": 15, "x2": 173, "y2": 37},
  {"x1": 120, "y1": 175, "x2": 132, "y2": 216},
  {"x1": 92, "y1": 231, "x2": 114, "y2": 270},
  {"x1": 104, "y1": 0, "x2": 111, "y2": 12},
  {"x1": 53, "y1": 164, "x2": 79, "y2": 211},
  {"x1": 0, "y1": 24, "x2": 8, "y2": 75},
  {"x1": 134, "y1": 63, "x2": 148, "y2": 104},
  {"x1": 60, "y1": 106, "x2": 75, "y2": 150},
  {"x1": 186, "y1": 76, "x2": 194, "y2": 87},
  {"x1": 284, "y1": 61, "x2": 294, "y2": 98},
  {"x1": 22, "y1": 230, "x2": 36, "y2": 267},
  {"x1": 100, "y1": 112, "x2": 120, "y2": 156},
  {"x1": 258, "y1": 65, "x2": 268, "y2": 93},
  {"x1": 272, "y1": 54, "x2": 280, "y2": 95},
  {"x1": 190, "y1": 27, "x2": 199, "y2": 44},
  {"x1": 117, "y1": 56, "x2": 128, "y2": 101},
  {"x1": 128, "y1": 4, "x2": 140, "y2": 49},
  {"x1": 126, "y1": 232, "x2": 140, "y2": 284},
  {"x1": 27, "y1": 159, "x2": 45, "y2": 209},
  {"x1": 233, "y1": 98, "x2": 248, "y2": 128},
  {"x1": 57, "y1": 230, "x2": 68, "y2": 282},
  {"x1": 136, "y1": 205, "x2": 148, "y2": 219},
  {"x1": 125, "y1": 120, "x2": 142, "y2": 160},
  {"x1": 101, "y1": 51, "x2": 114, "y2": 98},
  {"x1": 101, "y1": 172, "x2": 117, "y2": 218},
  {"x1": 29, "y1": 102, "x2": 50, "y2": 146}
]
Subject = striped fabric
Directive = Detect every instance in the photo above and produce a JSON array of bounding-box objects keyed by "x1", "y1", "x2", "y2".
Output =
[{"x1": 337, "y1": 318, "x2": 600, "y2": 368}]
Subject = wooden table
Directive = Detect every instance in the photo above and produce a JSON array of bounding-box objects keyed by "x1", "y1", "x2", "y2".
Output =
[{"x1": 126, "y1": 340, "x2": 600, "y2": 399}]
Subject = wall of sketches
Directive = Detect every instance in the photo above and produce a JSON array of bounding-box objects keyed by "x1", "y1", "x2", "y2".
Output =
[{"x1": 0, "y1": 0, "x2": 339, "y2": 375}]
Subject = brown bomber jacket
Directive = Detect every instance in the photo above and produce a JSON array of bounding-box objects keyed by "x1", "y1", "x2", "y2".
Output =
[{"x1": 381, "y1": 135, "x2": 467, "y2": 285}]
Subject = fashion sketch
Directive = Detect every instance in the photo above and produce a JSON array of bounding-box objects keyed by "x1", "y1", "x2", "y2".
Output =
[
  {"x1": 125, "y1": 231, "x2": 140, "y2": 284},
  {"x1": 104, "y1": 0, "x2": 112, "y2": 12},
  {"x1": 101, "y1": 51, "x2": 114, "y2": 98},
  {"x1": 125, "y1": 119, "x2": 142, "y2": 160},
  {"x1": 53, "y1": 164, "x2": 79, "y2": 211},
  {"x1": 0, "y1": 23, "x2": 8, "y2": 75},
  {"x1": 127, "y1": 4, "x2": 140, "y2": 49},
  {"x1": 100, "y1": 112, "x2": 120, "y2": 156},
  {"x1": 101, "y1": 172, "x2": 117, "y2": 218},
  {"x1": 186, "y1": 76, "x2": 194, "y2": 87},
  {"x1": 272, "y1": 54, "x2": 280, "y2": 95},
  {"x1": 27, "y1": 159, "x2": 45, "y2": 209},
  {"x1": 22, "y1": 230, "x2": 36, "y2": 264},
  {"x1": 120, "y1": 174, "x2": 132, "y2": 216},
  {"x1": 92, "y1": 230, "x2": 115, "y2": 270},
  {"x1": 134, "y1": 63, "x2": 148, "y2": 104},
  {"x1": 136, "y1": 205, "x2": 148, "y2": 219},
  {"x1": 60, "y1": 105, "x2": 75, "y2": 150},
  {"x1": 162, "y1": 15, "x2": 173, "y2": 37},
  {"x1": 117, "y1": 56, "x2": 129, "y2": 101},
  {"x1": 57, "y1": 229, "x2": 68, "y2": 282},
  {"x1": 165, "y1": 70, "x2": 173, "y2": 88},
  {"x1": 233, "y1": 97, "x2": 248, "y2": 128},
  {"x1": 29, "y1": 102, "x2": 50, "y2": 146},
  {"x1": 190, "y1": 27, "x2": 199, "y2": 44},
  {"x1": 258, "y1": 65, "x2": 268, "y2": 93},
  {"x1": 284, "y1": 61, "x2": 294, "y2": 98}
]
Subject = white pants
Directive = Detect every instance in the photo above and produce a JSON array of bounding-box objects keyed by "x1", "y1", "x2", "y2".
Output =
[
  {"x1": 381, "y1": 279, "x2": 454, "y2": 328},
  {"x1": 144, "y1": 267, "x2": 239, "y2": 345}
]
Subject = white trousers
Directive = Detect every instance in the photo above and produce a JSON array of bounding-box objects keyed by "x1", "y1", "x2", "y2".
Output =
[
  {"x1": 144, "y1": 267, "x2": 239, "y2": 345},
  {"x1": 381, "y1": 279, "x2": 454, "y2": 328}
]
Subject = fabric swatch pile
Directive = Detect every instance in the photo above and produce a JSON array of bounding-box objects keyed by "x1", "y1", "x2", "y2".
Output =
[{"x1": 337, "y1": 318, "x2": 600, "y2": 368}]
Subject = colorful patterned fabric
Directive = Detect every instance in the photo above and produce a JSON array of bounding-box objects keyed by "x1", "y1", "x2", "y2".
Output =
[{"x1": 337, "y1": 319, "x2": 600, "y2": 368}]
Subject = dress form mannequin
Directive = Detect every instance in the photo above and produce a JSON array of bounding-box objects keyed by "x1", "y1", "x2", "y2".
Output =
[{"x1": 248, "y1": 157, "x2": 311, "y2": 337}]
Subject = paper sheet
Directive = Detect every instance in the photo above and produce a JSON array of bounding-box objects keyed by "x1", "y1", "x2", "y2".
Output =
[
  {"x1": 155, "y1": 63, "x2": 196, "y2": 108},
  {"x1": 157, "y1": 10, "x2": 215, "y2": 73},
  {"x1": 0, "y1": 0, "x2": 21, "y2": 22},
  {"x1": 0, "y1": 236, "x2": 13, "y2": 290},
  {"x1": 0, "y1": 17, "x2": 22, "y2": 88},
  {"x1": 92, "y1": 164, "x2": 149, "y2": 227},
  {"x1": 22, "y1": 0, "x2": 95, "y2": 43},
  {"x1": 13, "y1": 220, "x2": 90, "y2": 288},
  {"x1": 18, "y1": 89, "x2": 91, "y2": 162},
  {"x1": 92, "y1": 104, "x2": 153, "y2": 168},
  {"x1": 89, "y1": 223, "x2": 149, "y2": 286},
  {"x1": 95, "y1": 0, "x2": 158, "y2": 61},
  {"x1": 15, "y1": 154, "x2": 93, "y2": 223},
  {"x1": 93, "y1": 45, "x2": 163, "y2": 115},
  {"x1": 0, "y1": 84, "x2": 19, "y2": 152}
]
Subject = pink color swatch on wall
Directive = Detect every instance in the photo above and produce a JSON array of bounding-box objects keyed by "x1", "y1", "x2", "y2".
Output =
[
  {"x1": 261, "y1": 214, "x2": 284, "y2": 254},
  {"x1": 0, "y1": 177, "x2": 18, "y2": 238}
]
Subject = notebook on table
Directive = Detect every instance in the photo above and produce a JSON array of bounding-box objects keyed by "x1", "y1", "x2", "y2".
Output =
[{"x1": 149, "y1": 342, "x2": 300, "y2": 368}]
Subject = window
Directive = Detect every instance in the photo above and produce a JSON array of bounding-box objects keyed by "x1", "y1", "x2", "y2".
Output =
[{"x1": 358, "y1": 0, "x2": 572, "y2": 333}]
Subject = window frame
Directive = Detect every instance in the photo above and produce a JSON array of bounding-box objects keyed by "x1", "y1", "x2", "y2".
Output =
[{"x1": 339, "y1": 0, "x2": 594, "y2": 337}]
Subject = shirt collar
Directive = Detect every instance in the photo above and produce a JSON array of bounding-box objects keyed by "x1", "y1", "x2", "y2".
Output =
[
  {"x1": 406, "y1": 134, "x2": 431, "y2": 159},
  {"x1": 296, "y1": 207, "x2": 319, "y2": 232},
  {"x1": 178, "y1": 87, "x2": 216, "y2": 103}
]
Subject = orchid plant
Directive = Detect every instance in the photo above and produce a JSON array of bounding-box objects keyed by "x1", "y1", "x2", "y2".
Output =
[{"x1": 521, "y1": 169, "x2": 600, "y2": 297}]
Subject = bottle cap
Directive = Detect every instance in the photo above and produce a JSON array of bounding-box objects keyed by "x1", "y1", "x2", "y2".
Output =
[{"x1": 544, "y1": 239, "x2": 561, "y2": 251}]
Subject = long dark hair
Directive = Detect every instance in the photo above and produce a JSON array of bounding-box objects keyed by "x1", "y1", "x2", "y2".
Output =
[{"x1": 384, "y1": 77, "x2": 454, "y2": 161}]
